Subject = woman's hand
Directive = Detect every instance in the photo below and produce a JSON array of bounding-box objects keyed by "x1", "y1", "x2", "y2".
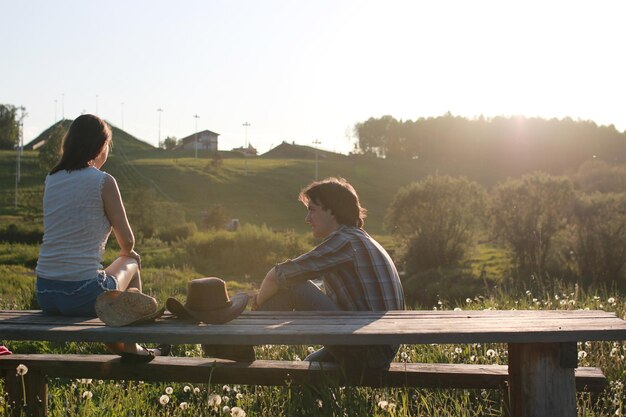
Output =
[{"x1": 121, "y1": 250, "x2": 141, "y2": 270}]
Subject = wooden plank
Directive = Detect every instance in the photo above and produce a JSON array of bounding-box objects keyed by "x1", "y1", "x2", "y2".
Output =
[
  {"x1": 1, "y1": 310, "x2": 625, "y2": 346},
  {"x1": 0, "y1": 355, "x2": 607, "y2": 391},
  {"x1": 508, "y1": 343, "x2": 577, "y2": 417}
]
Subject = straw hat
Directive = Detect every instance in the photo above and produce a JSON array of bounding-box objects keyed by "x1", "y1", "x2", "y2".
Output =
[
  {"x1": 95, "y1": 289, "x2": 164, "y2": 327},
  {"x1": 166, "y1": 277, "x2": 248, "y2": 324}
]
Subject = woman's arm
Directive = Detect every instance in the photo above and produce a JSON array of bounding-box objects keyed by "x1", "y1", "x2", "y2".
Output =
[{"x1": 102, "y1": 174, "x2": 139, "y2": 264}]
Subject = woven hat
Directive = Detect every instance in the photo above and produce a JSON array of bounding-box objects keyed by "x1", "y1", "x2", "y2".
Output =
[
  {"x1": 95, "y1": 289, "x2": 164, "y2": 327},
  {"x1": 166, "y1": 277, "x2": 248, "y2": 324}
]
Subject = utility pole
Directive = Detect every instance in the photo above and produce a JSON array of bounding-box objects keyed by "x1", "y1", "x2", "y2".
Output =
[
  {"x1": 61, "y1": 93, "x2": 65, "y2": 120},
  {"x1": 242, "y1": 122, "x2": 250, "y2": 176},
  {"x1": 157, "y1": 108, "x2": 163, "y2": 148},
  {"x1": 54, "y1": 99, "x2": 58, "y2": 123},
  {"x1": 15, "y1": 107, "x2": 27, "y2": 209},
  {"x1": 193, "y1": 114, "x2": 200, "y2": 158},
  {"x1": 312, "y1": 139, "x2": 321, "y2": 180}
]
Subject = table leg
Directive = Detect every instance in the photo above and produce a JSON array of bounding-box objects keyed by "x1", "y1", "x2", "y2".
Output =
[{"x1": 508, "y1": 342, "x2": 576, "y2": 417}]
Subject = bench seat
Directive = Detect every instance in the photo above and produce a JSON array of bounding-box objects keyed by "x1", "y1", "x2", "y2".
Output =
[{"x1": 0, "y1": 354, "x2": 607, "y2": 391}]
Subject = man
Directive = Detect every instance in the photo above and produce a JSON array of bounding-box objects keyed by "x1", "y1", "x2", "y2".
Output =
[{"x1": 206, "y1": 177, "x2": 405, "y2": 369}]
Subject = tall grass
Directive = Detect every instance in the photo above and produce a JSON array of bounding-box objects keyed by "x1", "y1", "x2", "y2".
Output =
[{"x1": 1, "y1": 285, "x2": 624, "y2": 416}]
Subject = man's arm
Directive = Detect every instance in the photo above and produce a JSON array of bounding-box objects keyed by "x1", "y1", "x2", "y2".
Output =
[{"x1": 255, "y1": 267, "x2": 279, "y2": 307}]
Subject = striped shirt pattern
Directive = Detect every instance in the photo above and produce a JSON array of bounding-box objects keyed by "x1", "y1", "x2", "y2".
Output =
[{"x1": 275, "y1": 225, "x2": 405, "y2": 311}]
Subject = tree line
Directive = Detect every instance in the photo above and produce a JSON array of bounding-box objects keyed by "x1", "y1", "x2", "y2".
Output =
[{"x1": 355, "y1": 114, "x2": 626, "y2": 175}]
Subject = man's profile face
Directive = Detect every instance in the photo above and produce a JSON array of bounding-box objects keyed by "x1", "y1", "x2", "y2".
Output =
[{"x1": 305, "y1": 201, "x2": 339, "y2": 239}]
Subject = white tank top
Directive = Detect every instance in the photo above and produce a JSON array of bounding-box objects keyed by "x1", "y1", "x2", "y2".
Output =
[{"x1": 36, "y1": 167, "x2": 112, "y2": 281}]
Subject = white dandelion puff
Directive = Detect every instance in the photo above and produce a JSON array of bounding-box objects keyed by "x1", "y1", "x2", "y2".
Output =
[
  {"x1": 184, "y1": 385, "x2": 192, "y2": 393},
  {"x1": 159, "y1": 395, "x2": 170, "y2": 405},
  {"x1": 307, "y1": 346, "x2": 315, "y2": 353},
  {"x1": 179, "y1": 402, "x2": 189, "y2": 410},
  {"x1": 208, "y1": 394, "x2": 221, "y2": 407},
  {"x1": 16, "y1": 364, "x2": 28, "y2": 376},
  {"x1": 82, "y1": 391, "x2": 93, "y2": 400},
  {"x1": 231, "y1": 406, "x2": 246, "y2": 417},
  {"x1": 578, "y1": 350, "x2": 588, "y2": 359},
  {"x1": 193, "y1": 387, "x2": 200, "y2": 394},
  {"x1": 236, "y1": 393, "x2": 243, "y2": 400},
  {"x1": 223, "y1": 406, "x2": 231, "y2": 413},
  {"x1": 486, "y1": 349, "x2": 497, "y2": 358},
  {"x1": 165, "y1": 386, "x2": 173, "y2": 395},
  {"x1": 378, "y1": 400, "x2": 388, "y2": 409}
]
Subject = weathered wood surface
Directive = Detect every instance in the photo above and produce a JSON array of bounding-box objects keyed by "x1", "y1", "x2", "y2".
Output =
[
  {"x1": 0, "y1": 354, "x2": 607, "y2": 391},
  {"x1": 1, "y1": 310, "x2": 625, "y2": 346}
]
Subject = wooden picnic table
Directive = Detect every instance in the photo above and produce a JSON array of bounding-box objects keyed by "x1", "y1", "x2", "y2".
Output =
[{"x1": 1, "y1": 309, "x2": 626, "y2": 417}]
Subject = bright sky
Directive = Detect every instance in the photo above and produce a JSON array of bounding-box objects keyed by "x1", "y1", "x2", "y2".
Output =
[{"x1": 2, "y1": 0, "x2": 625, "y2": 154}]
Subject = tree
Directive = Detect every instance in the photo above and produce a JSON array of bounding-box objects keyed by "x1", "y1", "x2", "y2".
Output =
[
  {"x1": 385, "y1": 175, "x2": 487, "y2": 273},
  {"x1": 0, "y1": 104, "x2": 21, "y2": 150},
  {"x1": 571, "y1": 193, "x2": 626, "y2": 287},
  {"x1": 162, "y1": 136, "x2": 178, "y2": 150},
  {"x1": 489, "y1": 173, "x2": 576, "y2": 277},
  {"x1": 38, "y1": 124, "x2": 67, "y2": 172}
]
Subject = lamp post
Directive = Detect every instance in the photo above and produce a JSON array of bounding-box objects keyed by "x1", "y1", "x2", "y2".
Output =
[
  {"x1": 157, "y1": 108, "x2": 163, "y2": 148},
  {"x1": 193, "y1": 114, "x2": 200, "y2": 158},
  {"x1": 242, "y1": 122, "x2": 250, "y2": 176},
  {"x1": 312, "y1": 139, "x2": 321, "y2": 180}
]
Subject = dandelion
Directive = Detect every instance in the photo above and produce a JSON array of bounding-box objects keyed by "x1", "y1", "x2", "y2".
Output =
[
  {"x1": 184, "y1": 385, "x2": 192, "y2": 393},
  {"x1": 179, "y1": 402, "x2": 189, "y2": 410},
  {"x1": 470, "y1": 355, "x2": 476, "y2": 362},
  {"x1": 486, "y1": 349, "x2": 497, "y2": 358},
  {"x1": 165, "y1": 386, "x2": 173, "y2": 395},
  {"x1": 400, "y1": 352, "x2": 408, "y2": 361},
  {"x1": 578, "y1": 350, "x2": 588, "y2": 360},
  {"x1": 208, "y1": 394, "x2": 221, "y2": 407},
  {"x1": 193, "y1": 387, "x2": 200, "y2": 394},
  {"x1": 231, "y1": 406, "x2": 246, "y2": 417},
  {"x1": 378, "y1": 400, "x2": 389, "y2": 409},
  {"x1": 453, "y1": 307, "x2": 462, "y2": 311},
  {"x1": 236, "y1": 393, "x2": 243, "y2": 400},
  {"x1": 388, "y1": 403, "x2": 397, "y2": 411},
  {"x1": 569, "y1": 300, "x2": 576, "y2": 306},
  {"x1": 222, "y1": 396, "x2": 230, "y2": 403},
  {"x1": 223, "y1": 406, "x2": 231, "y2": 413},
  {"x1": 16, "y1": 364, "x2": 28, "y2": 376},
  {"x1": 608, "y1": 297, "x2": 616, "y2": 305},
  {"x1": 466, "y1": 298, "x2": 472, "y2": 304},
  {"x1": 454, "y1": 347, "x2": 462, "y2": 354},
  {"x1": 159, "y1": 395, "x2": 170, "y2": 405},
  {"x1": 307, "y1": 346, "x2": 315, "y2": 354},
  {"x1": 223, "y1": 385, "x2": 231, "y2": 393},
  {"x1": 316, "y1": 399, "x2": 323, "y2": 408},
  {"x1": 79, "y1": 378, "x2": 92, "y2": 384},
  {"x1": 82, "y1": 391, "x2": 93, "y2": 400}
]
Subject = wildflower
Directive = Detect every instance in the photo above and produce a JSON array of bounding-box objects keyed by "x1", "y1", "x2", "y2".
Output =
[
  {"x1": 388, "y1": 403, "x2": 396, "y2": 411},
  {"x1": 184, "y1": 385, "x2": 192, "y2": 393},
  {"x1": 223, "y1": 406, "x2": 231, "y2": 413},
  {"x1": 208, "y1": 394, "x2": 221, "y2": 407},
  {"x1": 378, "y1": 400, "x2": 389, "y2": 409},
  {"x1": 165, "y1": 386, "x2": 173, "y2": 395},
  {"x1": 79, "y1": 378, "x2": 92, "y2": 384},
  {"x1": 223, "y1": 385, "x2": 231, "y2": 393},
  {"x1": 532, "y1": 298, "x2": 538, "y2": 303},
  {"x1": 82, "y1": 391, "x2": 93, "y2": 400},
  {"x1": 193, "y1": 387, "x2": 200, "y2": 394},
  {"x1": 307, "y1": 346, "x2": 315, "y2": 353},
  {"x1": 470, "y1": 355, "x2": 476, "y2": 362},
  {"x1": 453, "y1": 307, "x2": 462, "y2": 311},
  {"x1": 466, "y1": 298, "x2": 472, "y2": 304},
  {"x1": 316, "y1": 399, "x2": 323, "y2": 408},
  {"x1": 235, "y1": 393, "x2": 243, "y2": 400},
  {"x1": 486, "y1": 349, "x2": 497, "y2": 358},
  {"x1": 608, "y1": 297, "x2": 616, "y2": 305},
  {"x1": 179, "y1": 402, "x2": 189, "y2": 410},
  {"x1": 400, "y1": 352, "x2": 408, "y2": 361},
  {"x1": 578, "y1": 350, "x2": 588, "y2": 360},
  {"x1": 16, "y1": 364, "x2": 28, "y2": 376},
  {"x1": 223, "y1": 395, "x2": 230, "y2": 403},
  {"x1": 569, "y1": 300, "x2": 576, "y2": 305},
  {"x1": 560, "y1": 300, "x2": 567, "y2": 306},
  {"x1": 159, "y1": 395, "x2": 170, "y2": 405},
  {"x1": 231, "y1": 406, "x2": 246, "y2": 417},
  {"x1": 454, "y1": 347, "x2": 462, "y2": 354}
]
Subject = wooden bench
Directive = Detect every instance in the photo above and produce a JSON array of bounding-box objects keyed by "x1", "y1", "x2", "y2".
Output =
[{"x1": 1, "y1": 309, "x2": 625, "y2": 417}]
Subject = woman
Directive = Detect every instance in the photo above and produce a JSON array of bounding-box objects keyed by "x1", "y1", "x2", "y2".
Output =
[{"x1": 35, "y1": 114, "x2": 166, "y2": 362}]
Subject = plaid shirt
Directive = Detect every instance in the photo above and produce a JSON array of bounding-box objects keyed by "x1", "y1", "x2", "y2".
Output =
[{"x1": 274, "y1": 225, "x2": 405, "y2": 311}]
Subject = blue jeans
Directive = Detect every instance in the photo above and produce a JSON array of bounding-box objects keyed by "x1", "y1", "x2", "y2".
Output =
[
  {"x1": 36, "y1": 273, "x2": 118, "y2": 317},
  {"x1": 260, "y1": 281, "x2": 397, "y2": 370}
]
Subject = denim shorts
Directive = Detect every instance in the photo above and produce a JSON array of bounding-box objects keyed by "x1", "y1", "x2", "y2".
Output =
[{"x1": 36, "y1": 272, "x2": 118, "y2": 317}]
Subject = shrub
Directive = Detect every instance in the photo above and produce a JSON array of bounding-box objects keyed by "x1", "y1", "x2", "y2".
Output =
[
  {"x1": 183, "y1": 224, "x2": 311, "y2": 280},
  {"x1": 0, "y1": 222, "x2": 43, "y2": 244},
  {"x1": 402, "y1": 267, "x2": 490, "y2": 308},
  {"x1": 385, "y1": 175, "x2": 487, "y2": 273},
  {"x1": 158, "y1": 222, "x2": 197, "y2": 243},
  {"x1": 489, "y1": 173, "x2": 576, "y2": 279}
]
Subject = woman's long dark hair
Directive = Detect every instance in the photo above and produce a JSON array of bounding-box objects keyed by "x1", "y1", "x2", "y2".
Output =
[{"x1": 50, "y1": 114, "x2": 112, "y2": 174}]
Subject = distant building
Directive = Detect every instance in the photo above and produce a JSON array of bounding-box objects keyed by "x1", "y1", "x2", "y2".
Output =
[
  {"x1": 232, "y1": 143, "x2": 258, "y2": 156},
  {"x1": 176, "y1": 130, "x2": 219, "y2": 151}
]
